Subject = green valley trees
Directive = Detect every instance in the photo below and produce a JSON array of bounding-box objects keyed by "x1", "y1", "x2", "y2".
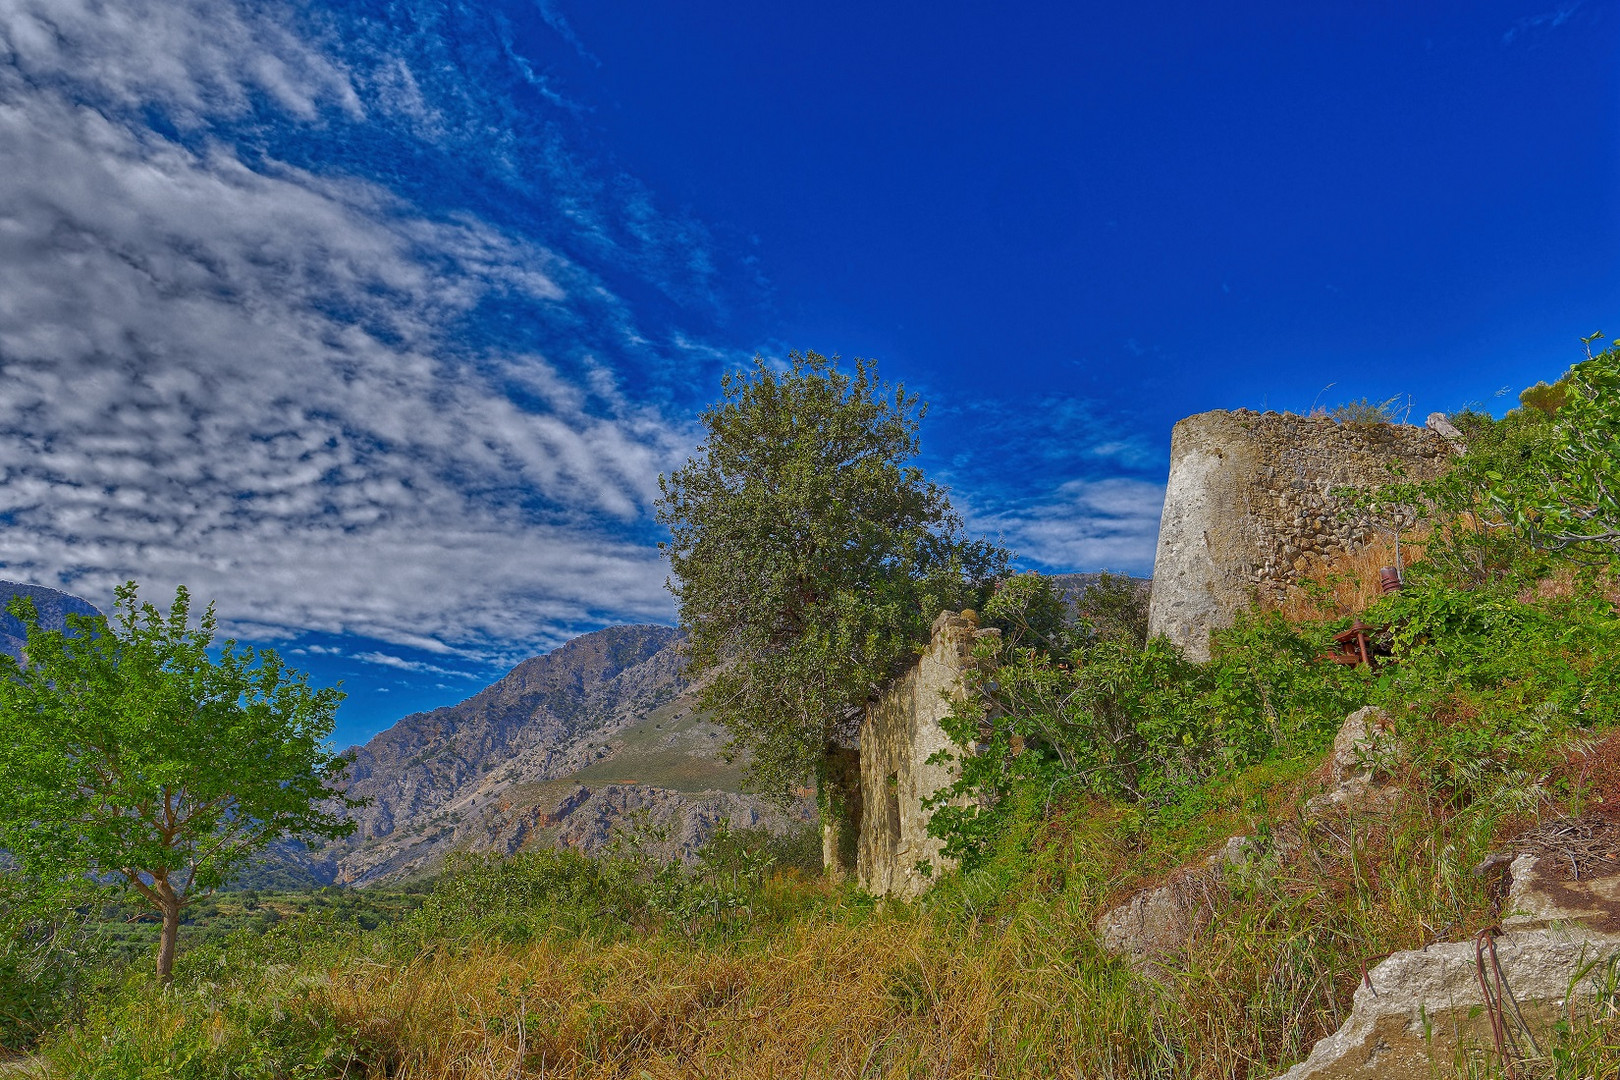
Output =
[
  {"x1": 0, "y1": 583, "x2": 357, "y2": 981},
  {"x1": 657, "y1": 352, "x2": 1006, "y2": 875}
]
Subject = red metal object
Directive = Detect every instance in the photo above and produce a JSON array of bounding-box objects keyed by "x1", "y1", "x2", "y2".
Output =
[
  {"x1": 1328, "y1": 622, "x2": 1375, "y2": 667},
  {"x1": 1379, "y1": 567, "x2": 1403, "y2": 595}
]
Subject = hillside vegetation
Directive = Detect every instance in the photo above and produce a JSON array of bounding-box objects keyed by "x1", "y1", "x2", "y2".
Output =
[{"x1": 7, "y1": 349, "x2": 1620, "y2": 1078}]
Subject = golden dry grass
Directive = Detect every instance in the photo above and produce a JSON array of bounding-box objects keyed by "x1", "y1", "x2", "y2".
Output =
[
  {"x1": 1266, "y1": 531, "x2": 1428, "y2": 623},
  {"x1": 89, "y1": 788, "x2": 1493, "y2": 1080}
]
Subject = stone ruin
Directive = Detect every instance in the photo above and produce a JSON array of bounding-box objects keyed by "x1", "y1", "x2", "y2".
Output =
[
  {"x1": 1146, "y1": 409, "x2": 1458, "y2": 660},
  {"x1": 855, "y1": 610, "x2": 997, "y2": 898},
  {"x1": 856, "y1": 411, "x2": 1461, "y2": 896}
]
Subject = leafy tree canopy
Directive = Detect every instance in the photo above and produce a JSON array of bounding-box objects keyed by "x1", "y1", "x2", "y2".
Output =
[
  {"x1": 1349, "y1": 345, "x2": 1620, "y2": 581},
  {"x1": 1488, "y1": 344, "x2": 1620, "y2": 559},
  {"x1": 0, "y1": 583, "x2": 357, "y2": 980},
  {"x1": 656, "y1": 352, "x2": 1007, "y2": 830}
]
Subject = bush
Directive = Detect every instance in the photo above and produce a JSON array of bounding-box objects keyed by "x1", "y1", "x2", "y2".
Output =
[
  {"x1": 929, "y1": 609, "x2": 1367, "y2": 869},
  {"x1": 0, "y1": 894, "x2": 115, "y2": 1051}
]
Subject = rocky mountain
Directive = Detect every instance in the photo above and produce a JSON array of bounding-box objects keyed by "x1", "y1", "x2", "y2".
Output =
[
  {"x1": 301, "y1": 581, "x2": 1149, "y2": 888},
  {"x1": 0, "y1": 580, "x2": 103, "y2": 658},
  {"x1": 323, "y1": 625, "x2": 810, "y2": 885}
]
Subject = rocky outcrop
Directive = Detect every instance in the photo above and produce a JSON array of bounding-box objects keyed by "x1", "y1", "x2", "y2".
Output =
[
  {"x1": 1099, "y1": 708, "x2": 1400, "y2": 963},
  {"x1": 320, "y1": 624, "x2": 809, "y2": 886},
  {"x1": 1309, "y1": 705, "x2": 1405, "y2": 812},
  {"x1": 1093, "y1": 706, "x2": 1620, "y2": 1079},
  {"x1": 856, "y1": 610, "x2": 998, "y2": 899},
  {"x1": 1096, "y1": 862, "x2": 1221, "y2": 963},
  {"x1": 1278, "y1": 853, "x2": 1620, "y2": 1079},
  {"x1": 1146, "y1": 410, "x2": 1453, "y2": 660},
  {"x1": 342, "y1": 625, "x2": 688, "y2": 845}
]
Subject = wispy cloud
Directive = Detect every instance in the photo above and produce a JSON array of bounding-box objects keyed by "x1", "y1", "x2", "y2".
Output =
[
  {"x1": 354, "y1": 651, "x2": 480, "y2": 677},
  {"x1": 969, "y1": 478, "x2": 1164, "y2": 576},
  {"x1": 0, "y1": 0, "x2": 712, "y2": 655},
  {"x1": 1503, "y1": 3, "x2": 1582, "y2": 44},
  {"x1": 921, "y1": 392, "x2": 1166, "y2": 575},
  {"x1": 533, "y1": 0, "x2": 599, "y2": 67}
]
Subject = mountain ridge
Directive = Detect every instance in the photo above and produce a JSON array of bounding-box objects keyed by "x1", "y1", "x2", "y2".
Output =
[{"x1": 324, "y1": 623, "x2": 808, "y2": 885}]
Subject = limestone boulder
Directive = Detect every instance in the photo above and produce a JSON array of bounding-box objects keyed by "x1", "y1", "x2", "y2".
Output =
[
  {"x1": 1276, "y1": 854, "x2": 1620, "y2": 1079},
  {"x1": 1276, "y1": 925, "x2": 1620, "y2": 1079},
  {"x1": 1502, "y1": 851, "x2": 1620, "y2": 934},
  {"x1": 1308, "y1": 706, "x2": 1405, "y2": 813},
  {"x1": 1097, "y1": 839, "x2": 1265, "y2": 962},
  {"x1": 1328, "y1": 706, "x2": 1393, "y2": 783},
  {"x1": 1096, "y1": 872, "x2": 1214, "y2": 961}
]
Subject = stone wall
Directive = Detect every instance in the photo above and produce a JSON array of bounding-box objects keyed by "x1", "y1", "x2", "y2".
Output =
[
  {"x1": 856, "y1": 610, "x2": 998, "y2": 898},
  {"x1": 1147, "y1": 410, "x2": 1454, "y2": 660}
]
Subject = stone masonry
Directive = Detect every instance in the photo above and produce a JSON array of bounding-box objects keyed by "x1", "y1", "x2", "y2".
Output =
[
  {"x1": 856, "y1": 610, "x2": 998, "y2": 898},
  {"x1": 1146, "y1": 410, "x2": 1455, "y2": 660}
]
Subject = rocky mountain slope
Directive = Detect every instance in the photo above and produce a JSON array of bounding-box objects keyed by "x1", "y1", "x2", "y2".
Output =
[
  {"x1": 0, "y1": 580, "x2": 102, "y2": 658},
  {"x1": 293, "y1": 576, "x2": 1148, "y2": 888},
  {"x1": 323, "y1": 625, "x2": 809, "y2": 885}
]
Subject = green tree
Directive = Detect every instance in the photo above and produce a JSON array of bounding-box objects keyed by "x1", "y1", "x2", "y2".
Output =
[
  {"x1": 1357, "y1": 347, "x2": 1620, "y2": 581},
  {"x1": 0, "y1": 583, "x2": 356, "y2": 981},
  {"x1": 657, "y1": 352, "x2": 1006, "y2": 875},
  {"x1": 1490, "y1": 344, "x2": 1620, "y2": 559}
]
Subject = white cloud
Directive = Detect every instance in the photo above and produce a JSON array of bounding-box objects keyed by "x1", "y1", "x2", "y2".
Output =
[
  {"x1": 1503, "y1": 4, "x2": 1581, "y2": 45},
  {"x1": 0, "y1": 0, "x2": 694, "y2": 653},
  {"x1": 0, "y1": 0, "x2": 362, "y2": 123},
  {"x1": 354, "y1": 651, "x2": 479, "y2": 677},
  {"x1": 973, "y1": 478, "x2": 1165, "y2": 575}
]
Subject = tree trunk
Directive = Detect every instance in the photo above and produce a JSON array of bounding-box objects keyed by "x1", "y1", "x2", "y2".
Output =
[{"x1": 155, "y1": 878, "x2": 181, "y2": 983}]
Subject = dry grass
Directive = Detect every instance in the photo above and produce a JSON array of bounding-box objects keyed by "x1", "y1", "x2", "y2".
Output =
[
  {"x1": 317, "y1": 920, "x2": 1018, "y2": 1079},
  {"x1": 1266, "y1": 531, "x2": 1427, "y2": 623},
  {"x1": 296, "y1": 800, "x2": 1490, "y2": 1079},
  {"x1": 54, "y1": 779, "x2": 1511, "y2": 1080}
]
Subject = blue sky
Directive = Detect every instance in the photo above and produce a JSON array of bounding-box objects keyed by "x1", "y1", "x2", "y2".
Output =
[{"x1": 0, "y1": 0, "x2": 1614, "y2": 747}]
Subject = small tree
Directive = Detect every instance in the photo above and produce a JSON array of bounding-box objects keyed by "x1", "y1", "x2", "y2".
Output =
[
  {"x1": 657, "y1": 352, "x2": 1006, "y2": 875},
  {"x1": 0, "y1": 583, "x2": 357, "y2": 981},
  {"x1": 1490, "y1": 344, "x2": 1620, "y2": 559}
]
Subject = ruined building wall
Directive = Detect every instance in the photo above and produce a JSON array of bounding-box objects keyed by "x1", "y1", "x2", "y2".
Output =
[
  {"x1": 857, "y1": 611, "x2": 997, "y2": 899},
  {"x1": 1146, "y1": 410, "x2": 1455, "y2": 661}
]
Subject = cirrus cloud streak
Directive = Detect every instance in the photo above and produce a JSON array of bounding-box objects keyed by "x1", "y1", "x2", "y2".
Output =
[{"x1": 0, "y1": 0, "x2": 696, "y2": 654}]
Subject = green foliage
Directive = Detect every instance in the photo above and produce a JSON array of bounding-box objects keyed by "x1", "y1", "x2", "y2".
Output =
[
  {"x1": 979, "y1": 571, "x2": 1148, "y2": 655},
  {"x1": 1326, "y1": 393, "x2": 1411, "y2": 425},
  {"x1": 0, "y1": 880, "x2": 114, "y2": 1051},
  {"x1": 42, "y1": 913, "x2": 365, "y2": 1080},
  {"x1": 1343, "y1": 406, "x2": 1559, "y2": 585},
  {"x1": 656, "y1": 351, "x2": 1006, "y2": 818},
  {"x1": 1074, "y1": 571, "x2": 1151, "y2": 647},
  {"x1": 1351, "y1": 347, "x2": 1620, "y2": 579},
  {"x1": 981, "y1": 572, "x2": 1076, "y2": 653},
  {"x1": 929, "y1": 612, "x2": 1367, "y2": 870},
  {"x1": 404, "y1": 820, "x2": 825, "y2": 949},
  {"x1": 1488, "y1": 345, "x2": 1620, "y2": 559},
  {"x1": 0, "y1": 582, "x2": 358, "y2": 980},
  {"x1": 1519, "y1": 378, "x2": 1569, "y2": 416},
  {"x1": 1364, "y1": 573, "x2": 1620, "y2": 810}
]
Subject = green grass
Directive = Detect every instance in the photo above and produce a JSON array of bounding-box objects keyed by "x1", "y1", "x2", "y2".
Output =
[
  {"x1": 568, "y1": 704, "x2": 744, "y2": 793},
  {"x1": 88, "y1": 884, "x2": 429, "y2": 967}
]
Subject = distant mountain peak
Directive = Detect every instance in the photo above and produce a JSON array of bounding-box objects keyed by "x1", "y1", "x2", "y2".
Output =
[
  {"x1": 0, "y1": 580, "x2": 103, "y2": 661},
  {"x1": 312, "y1": 622, "x2": 807, "y2": 886}
]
